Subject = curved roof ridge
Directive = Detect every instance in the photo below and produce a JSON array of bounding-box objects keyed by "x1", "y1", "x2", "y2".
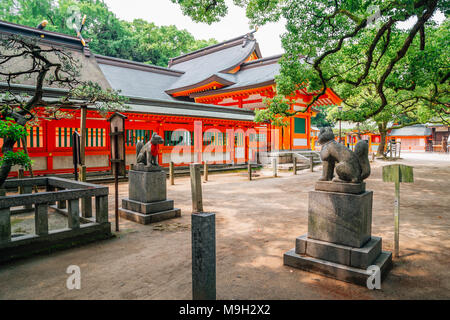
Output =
[
  {"x1": 168, "y1": 32, "x2": 259, "y2": 67},
  {"x1": 241, "y1": 54, "x2": 283, "y2": 67}
]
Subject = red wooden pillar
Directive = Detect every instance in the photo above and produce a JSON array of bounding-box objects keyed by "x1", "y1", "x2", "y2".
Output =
[
  {"x1": 46, "y1": 120, "x2": 55, "y2": 172},
  {"x1": 227, "y1": 127, "x2": 235, "y2": 165},
  {"x1": 157, "y1": 121, "x2": 164, "y2": 166},
  {"x1": 267, "y1": 124, "x2": 272, "y2": 152},
  {"x1": 106, "y1": 123, "x2": 112, "y2": 171},
  {"x1": 245, "y1": 132, "x2": 249, "y2": 163},
  {"x1": 194, "y1": 120, "x2": 203, "y2": 163}
]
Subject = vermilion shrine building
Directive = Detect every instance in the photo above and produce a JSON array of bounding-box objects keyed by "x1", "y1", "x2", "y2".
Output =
[{"x1": 0, "y1": 20, "x2": 342, "y2": 176}]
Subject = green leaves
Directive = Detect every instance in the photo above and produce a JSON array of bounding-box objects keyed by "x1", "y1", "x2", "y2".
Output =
[
  {"x1": 0, "y1": 151, "x2": 31, "y2": 168},
  {"x1": 0, "y1": 0, "x2": 218, "y2": 67},
  {"x1": 0, "y1": 121, "x2": 31, "y2": 169},
  {"x1": 170, "y1": 0, "x2": 228, "y2": 24},
  {"x1": 0, "y1": 120, "x2": 28, "y2": 142}
]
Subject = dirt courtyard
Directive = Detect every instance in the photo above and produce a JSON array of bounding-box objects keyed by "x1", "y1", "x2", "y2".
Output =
[{"x1": 0, "y1": 153, "x2": 449, "y2": 299}]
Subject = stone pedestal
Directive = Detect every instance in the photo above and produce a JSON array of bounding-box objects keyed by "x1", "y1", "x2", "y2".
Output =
[
  {"x1": 119, "y1": 168, "x2": 181, "y2": 224},
  {"x1": 284, "y1": 182, "x2": 392, "y2": 286}
]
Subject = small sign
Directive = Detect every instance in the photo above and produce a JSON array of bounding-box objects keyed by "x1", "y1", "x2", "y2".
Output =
[
  {"x1": 108, "y1": 112, "x2": 127, "y2": 176},
  {"x1": 382, "y1": 164, "x2": 414, "y2": 183},
  {"x1": 382, "y1": 164, "x2": 414, "y2": 258}
]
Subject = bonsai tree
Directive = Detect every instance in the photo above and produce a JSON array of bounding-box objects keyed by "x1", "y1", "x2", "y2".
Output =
[{"x1": 0, "y1": 34, "x2": 127, "y2": 187}]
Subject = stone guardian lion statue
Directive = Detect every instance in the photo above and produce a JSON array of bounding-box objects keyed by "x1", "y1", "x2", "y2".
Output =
[
  {"x1": 318, "y1": 127, "x2": 370, "y2": 183},
  {"x1": 136, "y1": 132, "x2": 164, "y2": 166}
]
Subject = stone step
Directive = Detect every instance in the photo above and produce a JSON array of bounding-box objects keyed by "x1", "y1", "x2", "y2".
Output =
[
  {"x1": 284, "y1": 249, "x2": 392, "y2": 287},
  {"x1": 119, "y1": 207, "x2": 181, "y2": 225}
]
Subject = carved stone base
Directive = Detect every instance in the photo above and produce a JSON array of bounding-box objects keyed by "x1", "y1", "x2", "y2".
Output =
[
  {"x1": 284, "y1": 248, "x2": 392, "y2": 287},
  {"x1": 120, "y1": 167, "x2": 181, "y2": 225},
  {"x1": 284, "y1": 234, "x2": 392, "y2": 286},
  {"x1": 315, "y1": 181, "x2": 366, "y2": 194},
  {"x1": 119, "y1": 207, "x2": 181, "y2": 225}
]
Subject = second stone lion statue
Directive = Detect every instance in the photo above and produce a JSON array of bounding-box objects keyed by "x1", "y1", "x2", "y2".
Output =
[
  {"x1": 318, "y1": 127, "x2": 370, "y2": 183},
  {"x1": 136, "y1": 132, "x2": 164, "y2": 166}
]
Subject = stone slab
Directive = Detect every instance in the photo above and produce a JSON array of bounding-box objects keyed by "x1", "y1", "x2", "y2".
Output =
[
  {"x1": 131, "y1": 163, "x2": 164, "y2": 172},
  {"x1": 308, "y1": 190, "x2": 372, "y2": 248},
  {"x1": 295, "y1": 234, "x2": 382, "y2": 268},
  {"x1": 119, "y1": 208, "x2": 181, "y2": 225},
  {"x1": 284, "y1": 249, "x2": 392, "y2": 287},
  {"x1": 351, "y1": 236, "x2": 382, "y2": 269},
  {"x1": 315, "y1": 181, "x2": 366, "y2": 194},
  {"x1": 122, "y1": 198, "x2": 174, "y2": 214},
  {"x1": 128, "y1": 170, "x2": 167, "y2": 203},
  {"x1": 296, "y1": 234, "x2": 350, "y2": 266}
]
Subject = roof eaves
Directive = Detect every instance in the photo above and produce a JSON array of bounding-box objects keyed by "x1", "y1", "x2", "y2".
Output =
[
  {"x1": 189, "y1": 80, "x2": 276, "y2": 98},
  {"x1": 165, "y1": 74, "x2": 236, "y2": 95},
  {"x1": 0, "y1": 82, "x2": 255, "y2": 118}
]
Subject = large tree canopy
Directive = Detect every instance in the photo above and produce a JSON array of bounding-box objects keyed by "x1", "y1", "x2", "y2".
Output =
[
  {"x1": 172, "y1": 0, "x2": 449, "y2": 128},
  {"x1": 0, "y1": 0, "x2": 217, "y2": 66}
]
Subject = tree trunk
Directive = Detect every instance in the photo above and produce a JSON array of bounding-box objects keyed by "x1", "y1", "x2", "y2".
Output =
[
  {"x1": 377, "y1": 123, "x2": 387, "y2": 157},
  {"x1": 0, "y1": 137, "x2": 17, "y2": 188}
]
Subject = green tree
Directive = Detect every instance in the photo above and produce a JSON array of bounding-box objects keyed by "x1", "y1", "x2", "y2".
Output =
[
  {"x1": 0, "y1": 0, "x2": 217, "y2": 66},
  {"x1": 172, "y1": 0, "x2": 449, "y2": 147},
  {"x1": 123, "y1": 19, "x2": 217, "y2": 66}
]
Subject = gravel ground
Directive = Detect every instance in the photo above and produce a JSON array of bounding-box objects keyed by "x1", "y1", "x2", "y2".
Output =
[{"x1": 0, "y1": 153, "x2": 449, "y2": 300}]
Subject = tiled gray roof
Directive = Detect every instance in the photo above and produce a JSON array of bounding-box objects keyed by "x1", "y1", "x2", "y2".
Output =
[
  {"x1": 389, "y1": 125, "x2": 432, "y2": 136},
  {"x1": 166, "y1": 39, "x2": 257, "y2": 92},
  {"x1": 224, "y1": 60, "x2": 280, "y2": 90},
  {"x1": 98, "y1": 62, "x2": 179, "y2": 100}
]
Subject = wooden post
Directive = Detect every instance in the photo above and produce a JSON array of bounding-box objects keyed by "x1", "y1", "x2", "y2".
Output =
[
  {"x1": 20, "y1": 137, "x2": 38, "y2": 193},
  {"x1": 35, "y1": 203, "x2": 49, "y2": 236},
  {"x1": 169, "y1": 161, "x2": 175, "y2": 185},
  {"x1": 114, "y1": 127, "x2": 119, "y2": 232},
  {"x1": 95, "y1": 195, "x2": 109, "y2": 224},
  {"x1": 108, "y1": 112, "x2": 127, "y2": 232},
  {"x1": 79, "y1": 105, "x2": 87, "y2": 165},
  {"x1": 293, "y1": 157, "x2": 297, "y2": 175},
  {"x1": 204, "y1": 161, "x2": 208, "y2": 182},
  {"x1": 394, "y1": 180, "x2": 400, "y2": 258},
  {"x1": 80, "y1": 165, "x2": 92, "y2": 218},
  {"x1": 310, "y1": 156, "x2": 314, "y2": 172},
  {"x1": 382, "y1": 164, "x2": 414, "y2": 259},
  {"x1": 67, "y1": 199, "x2": 80, "y2": 229},
  {"x1": 190, "y1": 164, "x2": 203, "y2": 213},
  {"x1": 272, "y1": 158, "x2": 277, "y2": 177},
  {"x1": 57, "y1": 188, "x2": 67, "y2": 210},
  {"x1": 190, "y1": 165, "x2": 215, "y2": 300},
  {"x1": 248, "y1": 163, "x2": 252, "y2": 180}
]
